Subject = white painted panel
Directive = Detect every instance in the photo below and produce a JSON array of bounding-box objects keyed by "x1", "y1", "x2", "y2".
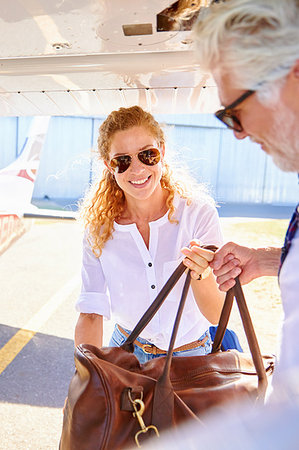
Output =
[
  {"x1": 1, "y1": 115, "x2": 296, "y2": 207},
  {"x1": 216, "y1": 131, "x2": 266, "y2": 203},
  {"x1": 33, "y1": 117, "x2": 93, "y2": 200},
  {"x1": 263, "y1": 161, "x2": 298, "y2": 205}
]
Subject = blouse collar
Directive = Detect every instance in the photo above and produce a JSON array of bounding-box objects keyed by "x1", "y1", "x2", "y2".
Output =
[{"x1": 114, "y1": 194, "x2": 180, "y2": 231}]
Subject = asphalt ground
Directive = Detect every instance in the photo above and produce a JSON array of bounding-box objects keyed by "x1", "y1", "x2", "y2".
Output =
[{"x1": 0, "y1": 219, "x2": 115, "y2": 449}]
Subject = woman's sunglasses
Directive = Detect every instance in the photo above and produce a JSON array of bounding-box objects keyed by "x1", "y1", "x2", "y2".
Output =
[{"x1": 109, "y1": 148, "x2": 161, "y2": 174}]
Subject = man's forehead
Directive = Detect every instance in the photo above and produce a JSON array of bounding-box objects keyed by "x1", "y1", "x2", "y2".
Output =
[{"x1": 212, "y1": 69, "x2": 244, "y2": 106}]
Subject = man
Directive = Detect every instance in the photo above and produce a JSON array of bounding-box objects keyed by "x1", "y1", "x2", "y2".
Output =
[
  {"x1": 142, "y1": 3, "x2": 299, "y2": 448},
  {"x1": 193, "y1": 0, "x2": 299, "y2": 393},
  {"x1": 143, "y1": 2, "x2": 299, "y2": 448}
]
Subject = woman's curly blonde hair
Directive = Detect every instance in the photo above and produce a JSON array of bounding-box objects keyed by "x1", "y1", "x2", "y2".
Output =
[{"x1": 80, "y1": 106, "x2": 203, "y2": 256}]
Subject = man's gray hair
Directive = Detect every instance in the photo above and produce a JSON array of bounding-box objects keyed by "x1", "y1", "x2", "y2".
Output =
[{"x1": 193, "y1": 0, "x2": 299, "y2": 91}]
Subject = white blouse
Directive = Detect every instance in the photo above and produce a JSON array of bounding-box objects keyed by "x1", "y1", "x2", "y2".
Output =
[{"x1": 76, "y1": 195, "x2": 223, "y2": 349}]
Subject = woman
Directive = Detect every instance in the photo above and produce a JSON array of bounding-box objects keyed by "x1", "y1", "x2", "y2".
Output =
[{"x1": 75, "y1": 105, "x2": 225, "y2": 363}]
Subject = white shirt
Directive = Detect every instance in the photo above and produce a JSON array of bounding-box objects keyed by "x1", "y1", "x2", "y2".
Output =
[
  {"x1": 274, "y1": 222, "x2": 299, "y2": 391},
  {"x1": 76, "y1": 195, "x2": 223, "y2": 349}
]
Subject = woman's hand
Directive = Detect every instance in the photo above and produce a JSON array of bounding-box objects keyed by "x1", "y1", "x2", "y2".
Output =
[
  {"x1": 181, "y1": 239, "x2": 215, "y2": 280},
  {"x1": 181, "y1": 239, "x2": 225, "y2": 325}
]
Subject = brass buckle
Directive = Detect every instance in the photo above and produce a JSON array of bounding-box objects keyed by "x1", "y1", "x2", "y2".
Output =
[
  {"x1": 127, "y1": 392, "x2": 159, "y2": 448},
  {"x1": 141, "y1": 344, "x2": 154, "y2": 354}
]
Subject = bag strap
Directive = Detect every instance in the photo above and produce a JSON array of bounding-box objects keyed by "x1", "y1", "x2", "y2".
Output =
[
  {"x1": 120, "y1": 261, "x2": 186, "y2": 353},
  {"x1": 121, "y1": 249, "x2": 268, "y2": 394},
  {"x1": 120, "y1": 245, "x2": 217, "y2": 353},
  {"x1": 213, "y1": 278, "x2": 268, "y2": 393},
  {"x1": 151, "y1": 272, "x2": 268, "y2": 429},
  {"x1": 211, "y1": 289, "x2": 234, "y2": 352},
  {"x1": 151, "y1": 270, "x2": 192, "y2": 429}
]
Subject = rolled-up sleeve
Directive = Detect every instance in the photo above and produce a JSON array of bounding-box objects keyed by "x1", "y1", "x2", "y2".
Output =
[{"x1": 75, "y1": 233, "x2": 111, "y2": 319}]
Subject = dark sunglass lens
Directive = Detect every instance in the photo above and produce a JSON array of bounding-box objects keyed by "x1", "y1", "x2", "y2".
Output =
[
  {"x1": 110, "y1": 155, "x2": 131, "y2": 173},
  {"x1": 218, "y1": 112, "x2": 243, "y2": 132},
  {"x1": 224, "y1": 115, "x2": 237, "y2": 129},
  {"x1": 138, "y1": 148, "x2": 160, "y2": 166},
  {"x1": 227, "y1": 115, "x2": 242, "y2": 132}
]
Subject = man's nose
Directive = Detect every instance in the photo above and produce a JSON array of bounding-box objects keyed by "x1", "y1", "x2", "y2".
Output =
[{"x1": 233, "y1": 129, "x2": 248, "y2": 140}]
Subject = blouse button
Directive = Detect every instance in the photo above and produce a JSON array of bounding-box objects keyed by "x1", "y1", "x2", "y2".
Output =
[
  {"x1": 151, "y1": 285, "x2": 155, "y2": 289},
  {"x1": 148, "y1": 262, "x2": 152, "y2": 267}
]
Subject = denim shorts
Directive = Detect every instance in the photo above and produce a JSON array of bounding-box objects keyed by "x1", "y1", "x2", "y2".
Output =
[{"x1": 109, "y1": 324, "x2": 212, "y2": 364}]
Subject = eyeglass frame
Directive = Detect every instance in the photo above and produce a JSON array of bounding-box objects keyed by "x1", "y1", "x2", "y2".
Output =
[
  {"x1": 108, "y1": 147, "x2": 161, "y2": 174},
  {"x1": 215, "y1": 89, "x2": 255, "y2": 132}
]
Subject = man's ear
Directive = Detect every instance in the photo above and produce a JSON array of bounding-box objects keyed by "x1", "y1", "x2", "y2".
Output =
[
  {"x1": 293, "y1": 59, "x2": 299, "y2": 79},
  {"x1": 284, "y1": 60, "x2": 299, "y2": 109}
]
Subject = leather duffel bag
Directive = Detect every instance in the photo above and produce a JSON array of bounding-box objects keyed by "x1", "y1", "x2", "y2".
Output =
[{"x1": 60, "y1": 261, "x2": 274, "y2": 450}]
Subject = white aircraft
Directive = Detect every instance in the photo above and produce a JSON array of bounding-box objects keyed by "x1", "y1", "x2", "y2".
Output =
[
  {"x1": 0, "y1": 116, "x2": 50, "y2": 215},
  {"x1": 0, "y1": 116, "x2": 77, "y2": 254},
  {"x1": 0, "y1": 0, "x2": 218, "y2": 117},
  {"x1": 0, "y1": 0, "x2": 217, "y2": 252}
]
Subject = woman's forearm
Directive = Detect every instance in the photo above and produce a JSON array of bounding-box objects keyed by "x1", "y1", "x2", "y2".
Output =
[
  {"x1": 74, "y1": 313, "x2": 103, "y2": 347},
  {"x1": 191, "y1": 272, "x2": 225, "y2": 325}
]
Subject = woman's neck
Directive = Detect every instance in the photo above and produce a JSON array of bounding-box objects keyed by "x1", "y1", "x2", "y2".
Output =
[{"x1": 118, "y1": 188, "x2": 169, "y2": 224}]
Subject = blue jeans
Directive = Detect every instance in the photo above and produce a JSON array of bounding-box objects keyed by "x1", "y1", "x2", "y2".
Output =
[
  {"x1": 209, "y1": 326, "x2": 243, "y2": 352},
  {"x1": 109, "y1": 324, "x2": 212, "y2": 364}
]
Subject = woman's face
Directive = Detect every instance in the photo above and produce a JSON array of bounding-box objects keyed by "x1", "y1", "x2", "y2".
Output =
[{"x1": 106, "y1": 125, "x2": 165, "y2": 202}]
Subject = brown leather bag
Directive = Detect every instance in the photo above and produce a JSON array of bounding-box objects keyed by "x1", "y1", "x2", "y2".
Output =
[{"x1": 60, "y1": 262, "x2": 274, "y2": 450}]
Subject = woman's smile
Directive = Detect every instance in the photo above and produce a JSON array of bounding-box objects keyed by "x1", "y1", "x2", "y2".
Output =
[{"x1": 129, "y1": 175, "x2": 151, "y2": 186}]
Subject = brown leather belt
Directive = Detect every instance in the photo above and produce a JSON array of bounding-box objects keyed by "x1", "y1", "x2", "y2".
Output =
[{"x1": 117, "y1": 324, "x2": 208, "y2": 355}]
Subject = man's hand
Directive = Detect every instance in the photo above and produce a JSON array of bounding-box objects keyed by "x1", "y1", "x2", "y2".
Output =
[
  {"x1": 210, "y1": 243, "x2": 281, "y2": 291},
  {"x1": 210, "y1": 242, "x2": 258, "y2": 291}
]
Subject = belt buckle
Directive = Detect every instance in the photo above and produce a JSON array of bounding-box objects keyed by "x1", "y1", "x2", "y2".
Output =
[{"x1": 142, "y1": 344, "x2": 154, "y2": 354}]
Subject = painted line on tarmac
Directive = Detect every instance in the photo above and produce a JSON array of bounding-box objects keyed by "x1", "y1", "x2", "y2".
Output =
[{"x1": 0, "y1": 275, "x2": 79, "y2": 375}]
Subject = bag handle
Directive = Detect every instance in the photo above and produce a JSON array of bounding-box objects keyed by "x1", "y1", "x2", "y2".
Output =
[
  {"x1": 157, "y1": 272, "x2": 268, "y2": 392},
  {"x1": 121, "y1": 246, "x2": 268, "y2": 390},
  {"x1": 151, "y1": 272, "x2": 268, "y2": 428},
  {"x1": 120, "y1": 245, "x2": 218, "y2": 353},
  {"x1": 212, "y1": 277, "x2": 268, "y2": 391},
  {"x1": 120, "y1": 261, "x2": 187, "y2": 353},
  {"x1": 121, "y1": 247, "x2": 268, "y2": 425},
  {"x1": 151, "y1": 270, "x2": 192, "y2": 429}
]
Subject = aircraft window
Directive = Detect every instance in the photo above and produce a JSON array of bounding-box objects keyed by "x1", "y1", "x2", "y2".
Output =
[{"x1": 122, "y1": 23, "x2": 153, "y2": 36}]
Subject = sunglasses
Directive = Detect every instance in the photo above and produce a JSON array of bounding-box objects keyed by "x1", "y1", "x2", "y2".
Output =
[
  {"x1": 215, "y1": 90, "x2": 255, "y2": 132},
  {"x1": 109, "y1": 148, "x2": 161, "y2": 174}
]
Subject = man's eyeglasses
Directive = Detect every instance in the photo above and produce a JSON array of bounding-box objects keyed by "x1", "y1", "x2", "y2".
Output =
[
  {"x1": 215, "y1": 90, "x2": 255, "y2": 132},
  {"x1": 109, "y1": 148, "x2": 161, "y2": 174}
]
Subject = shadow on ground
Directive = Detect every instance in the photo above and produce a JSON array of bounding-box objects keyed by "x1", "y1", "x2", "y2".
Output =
[{"x1": 0, "y1": 324, "x2": 75, "y2": 408}]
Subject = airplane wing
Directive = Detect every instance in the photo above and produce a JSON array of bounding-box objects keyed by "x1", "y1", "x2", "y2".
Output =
[
  {"x1": 23, "y1": 210, "x2": 77, "y2": 220},
  {"x1": 0, "y1": 0, "x2": 218, "y2": 117}
]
